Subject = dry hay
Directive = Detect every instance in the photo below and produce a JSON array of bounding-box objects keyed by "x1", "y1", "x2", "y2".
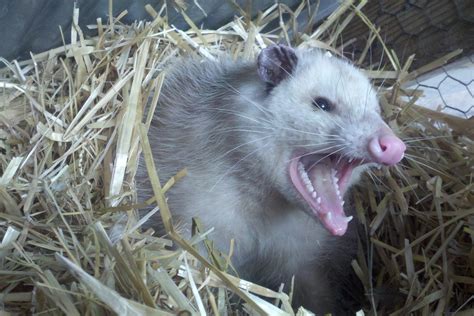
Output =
[{"x1": 0, "y1": 1, "x2": 473, "y2": 315}]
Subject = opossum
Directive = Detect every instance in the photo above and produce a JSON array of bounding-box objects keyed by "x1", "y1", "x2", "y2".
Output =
[{"x1": 138, "y1": 44, "x2": 406, "y2": 314}]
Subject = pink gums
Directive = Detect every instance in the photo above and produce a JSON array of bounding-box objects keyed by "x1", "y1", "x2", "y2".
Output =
[
  {"x1": 289, "y1": 157, "x2": 357, "y2": 236},
  {"x1": 288, "y1": 129, "x2": 406, "y2": 237}
]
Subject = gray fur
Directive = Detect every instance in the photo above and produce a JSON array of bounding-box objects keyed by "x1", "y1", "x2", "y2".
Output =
[{"x1": 137, "y1": 49, "x2": 375, "y2": 314}]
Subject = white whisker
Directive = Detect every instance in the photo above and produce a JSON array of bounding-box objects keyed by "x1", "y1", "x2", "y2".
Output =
[
  {"x1": 209, "y1": 143, "x2": 270, "y2": 192},
  {"x1": 403, "y1": 135, "x2": 453, "y2": 143},
  {"x1": 192, "y1": 127, "x2": 270, "y2": 138},
  {"x1": 208, "y1": 107, "x2": 274, "y2": 126},
  {"x1": 296, "y1": 140, "x2": 339, "y2": 147},
  {"x1": 212, "y1": 135, "x2": 272, "y2": 163},
  {"x1": 224, "y1": 83, "x2": 273, "y2": 117},
  {"x1": 404, "y1": 154, "x2": 449, "y2": 176},
  {"x1": 392, "y1": 164, "x2": 420, "y2": 200},
  {"x1": 406, "y1": 145, "x2": 453, "y2": 153},
  {"x1": 306, "y1": 147, "x2": 346, "y2": 172},
  {"x1": 287, "y1": 144, "x2": 346, "y2": 164},
  {"x1": 278, "y1": 126, "x2": 344, "y2": 139}
]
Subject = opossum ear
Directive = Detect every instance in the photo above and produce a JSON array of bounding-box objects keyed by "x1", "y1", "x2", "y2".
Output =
[{"x1": 257, "y1": 44, "x2": 298, "y2": 87}]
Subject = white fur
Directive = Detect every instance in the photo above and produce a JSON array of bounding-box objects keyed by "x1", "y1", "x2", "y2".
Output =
[{"x1": 137, "y1": 49, "x2": 384, "y2": 313}]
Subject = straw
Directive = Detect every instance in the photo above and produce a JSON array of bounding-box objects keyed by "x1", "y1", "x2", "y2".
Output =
[{"x1": 0, "y1": 1, "x2": 472, "y2": 314}]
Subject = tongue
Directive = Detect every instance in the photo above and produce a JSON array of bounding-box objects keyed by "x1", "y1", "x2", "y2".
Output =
[{"x1": 307, "y1": 161, "x2": 349, "y2": 235}]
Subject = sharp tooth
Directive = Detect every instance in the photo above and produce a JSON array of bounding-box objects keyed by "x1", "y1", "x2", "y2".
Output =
[
  {"x1": 301, "y1": 173, "x2": 310, "y2": 183},
  {"x1": 326, "y1": 212, "x2": 333, "y2": 221},
  {"x1": 344, "y1": 216, "x2": 353, "y2": 223},
  {"x1": 312, "y1": 192, "x2": 317, "y2": 198},
  {"x1": 316, "y1": 197, "x2": 321, "y2": 204},
  {"x1": 298, "y1": 163, "x2": 306, "y2": 175},
  {"x1": 341, "y1": 201, "x2": 345, "y2": 206},
  {"x1": 348, "y1": 157, "x2": 354, "y2": 163}
]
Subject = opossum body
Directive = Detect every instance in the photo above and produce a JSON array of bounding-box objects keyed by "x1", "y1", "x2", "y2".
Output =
[{"x1": 139, "y1": 45, "x2": 406, "y2": 314}]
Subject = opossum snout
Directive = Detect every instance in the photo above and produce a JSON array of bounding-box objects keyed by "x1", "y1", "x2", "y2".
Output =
[{"x1": 368, "y1": 133, "x2": 406, "y2": 165}]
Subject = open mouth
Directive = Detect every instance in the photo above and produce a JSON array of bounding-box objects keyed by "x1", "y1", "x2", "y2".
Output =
[{"x1": 289, "y1": 153, "x2": 363, "y2": 236}]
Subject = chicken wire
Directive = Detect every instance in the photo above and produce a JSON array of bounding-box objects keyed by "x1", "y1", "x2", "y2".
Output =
[
  {"x1": 342, "y1": 0, "x2": 474, "y2": 68},
  {"x1": 404, "y1": 54, "x2": 474, "y2": 118},
  {"x1": 336, "y1": 0, "x2": 473, "y2": 118}
]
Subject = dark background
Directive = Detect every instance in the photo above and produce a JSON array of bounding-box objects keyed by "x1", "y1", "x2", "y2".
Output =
[
  {"x1": 341, "y1": 0, "x2": 474, "y2": 68},
  {"x1": 0, "y1": 0, "x2": 329, "y2": 61}
]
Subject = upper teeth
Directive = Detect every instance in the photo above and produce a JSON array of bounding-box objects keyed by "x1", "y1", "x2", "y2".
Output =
[
  {"x1": 297, "y1": 163, "x2": 345, "y2": 206},
  {"x1": 331, "y1": 168, "x2": 342, "y2": 200},
  {"x1": 344, "y1": 216, "x2": 353, "y2": 223},
  {"x1": 296, "y1": 160, "x2": 354, "y2": 226},
  {"x1": 298, "y1": 162, "x2": 315, "y2": 194},
  {"x1": 331, "y1": 168, "x2": 339, "y2": 184}
]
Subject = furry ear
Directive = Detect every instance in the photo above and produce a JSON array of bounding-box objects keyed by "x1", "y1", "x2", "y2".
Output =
[{"x1": 257, "y1": 44, "x2": 298, "y2": 86}]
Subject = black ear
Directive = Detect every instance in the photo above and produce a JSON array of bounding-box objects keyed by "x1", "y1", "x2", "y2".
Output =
[{"x1": 257, "y1": 44, "x2": 298, "y2": 87}]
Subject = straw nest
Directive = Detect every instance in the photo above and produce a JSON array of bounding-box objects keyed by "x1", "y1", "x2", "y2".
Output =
[{"x1": 0, "y1": 1, "x2": 473, "y2": 315}]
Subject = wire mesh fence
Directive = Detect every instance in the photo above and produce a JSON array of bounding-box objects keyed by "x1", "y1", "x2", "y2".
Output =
[
  {"x1": 404, "y1": 54, "x2": 474, "y2": 118},
  {"x1": 337, "y1": 0, "x2": 473, "y2": 118},
  {"x1": 342, "y1": 0, "x2": 474, "y2": 68}
]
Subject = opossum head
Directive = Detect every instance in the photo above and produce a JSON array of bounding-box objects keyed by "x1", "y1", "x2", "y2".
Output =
[{"x1": 255, "y1": 44, "x2": 406, "y2": 236}]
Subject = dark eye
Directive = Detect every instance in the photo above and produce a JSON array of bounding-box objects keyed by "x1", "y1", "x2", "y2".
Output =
[{"x1": 312, "y1": 97, "x2": 333, "y2": 111}]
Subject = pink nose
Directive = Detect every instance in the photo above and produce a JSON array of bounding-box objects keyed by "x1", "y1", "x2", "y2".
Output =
[{"x1": 368, "y1": 134, "x2": 406, "y2": 165}]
